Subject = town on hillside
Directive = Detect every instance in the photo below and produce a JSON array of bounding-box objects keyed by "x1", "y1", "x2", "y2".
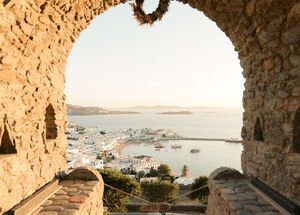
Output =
[
  {"x1": 67, "y1": 122, "x2": 180, "y2": 172},
  {"x1": 67, "y1": 122, "x2": 208, "y2": 214}
]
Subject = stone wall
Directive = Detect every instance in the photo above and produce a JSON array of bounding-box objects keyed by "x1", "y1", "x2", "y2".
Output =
[
  {"x1": 0, "y1": 0, "x2": 299, "y2": 213},
  {"x1": 206, "y1": 167, "x2": 281, "y2": 214},
  {"x1": 178, "y1": 0, "x2": 300, "y2": 205},
  {"x1": 0, "y1": 0, "x2": 123, "y2": 212},
  {"x1": 33, "y1": 168, "x2": 104, "y2": 215}
]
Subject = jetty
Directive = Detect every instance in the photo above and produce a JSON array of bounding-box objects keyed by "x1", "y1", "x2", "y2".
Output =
[
  {"x1": 163, "y1": 137, "x2": 241, "y2": 143},
  {"x1": 127, "y1": 137, "x2": 242, "y2": 143},
  {"x1": 179, "y1": 137, "x2": 226, "y2": 141}
]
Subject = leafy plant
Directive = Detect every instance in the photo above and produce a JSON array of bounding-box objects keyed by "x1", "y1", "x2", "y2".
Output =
[
  {"x1": 157, "y1": 164, "x2": 171, "y2": 176},
  {"x1": 99, "y1": 168, "x2": 140, "y2": 212},
  {"x1": 160, "y1": 174, "x2": 175, "y2": 183},
  {"x1": 141, "y1": 181, "x2": 178, "y2": 203},
  {"x1": 188, "y1": 176, "x2": 209, "y2": 204},
  {"x1": 137, "y1": 171, "x2": 146, "y2": 179},
  {"x1": 149, "y1": 167, "x2": 159, "y2": 177}
]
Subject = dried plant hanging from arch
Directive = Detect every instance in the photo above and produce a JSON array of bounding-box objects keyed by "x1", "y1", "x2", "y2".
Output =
[{"x1": 130, "y1": 0, "x2": 170, "y2": 25}]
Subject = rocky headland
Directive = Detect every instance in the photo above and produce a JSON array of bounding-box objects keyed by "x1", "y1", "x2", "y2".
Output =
[{"x1": 67, "y1": 104, "x2": 139, "y2": 115}]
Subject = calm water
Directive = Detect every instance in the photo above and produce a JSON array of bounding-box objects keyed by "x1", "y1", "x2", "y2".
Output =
[{"x1": 68, "y1": 108, "x2": 244, "y2": 177}]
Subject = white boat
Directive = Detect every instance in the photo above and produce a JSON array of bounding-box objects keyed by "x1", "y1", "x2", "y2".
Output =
[
  {"x1": 171, "y1": 144, "x2": 182, "y2": 149},
  {"x1": 190, "y1": 149, "x2": 200, "y2": 153},
  {"x1": 154, "y1": 142, "x2": 165, "y2": 148}
]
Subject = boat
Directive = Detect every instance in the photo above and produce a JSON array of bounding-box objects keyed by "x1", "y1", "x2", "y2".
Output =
[
  {"x1": 171, "y1": 144, "x2": 182, "y2": 149},
  {"x1": 190, "y1": 149, "x2": 200, "y2": 153},
  {"x1": 154, "y1": 142, "x2": 165, "y2": 148},
  {"x1": 155, "y1": 148, "x2": 160, "y2": 151},
  {"x1": 225, "y1": 138, "x2": 242, "y2": 143}
]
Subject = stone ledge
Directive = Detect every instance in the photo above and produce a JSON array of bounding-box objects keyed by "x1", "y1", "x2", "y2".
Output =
[
  {"x1": 206, "y1": 167, "x2": 281, "y2": 215},
  {"x1": 9, "y1": 179, "x2": 61, "y2": 215},
  {"x1": 30, "y1": 167, "x2": 104, "y2": 215},
  {"x1": 0, "y1": 154, "x2": 17, "y2": 160}
]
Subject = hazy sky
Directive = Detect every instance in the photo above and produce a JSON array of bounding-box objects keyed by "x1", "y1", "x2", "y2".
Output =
[{"x1": 65, "y1": 0, "x2": 244, "y2": 108}]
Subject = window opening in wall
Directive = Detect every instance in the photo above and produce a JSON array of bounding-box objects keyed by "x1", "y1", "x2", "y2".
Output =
[
  {"x1": 293, "y1": 108, "x2": 300, "y2": 153},
  {"x1": 45, "y1": 104, "x2": 58, "y2": 140},
  {"x1": 0, "y1": 124, "x2": 17, "y2": 154},
  {"x1": 3, "y1": 0, "x2": 11, "y2": 7},
  {"x1": 254, "y1": 117, "x2": 264, "y2": 142}
]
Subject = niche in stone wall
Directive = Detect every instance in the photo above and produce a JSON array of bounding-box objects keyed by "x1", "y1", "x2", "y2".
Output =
[
  {"x1": 45, "y1": 104, "x2": 58, "y2": 140},
  {"x1": 0, "y1": 124, "x2": 17, "y2": 154},
  {"x1": 293, "y1": 108, "x2": 300, "y2": 153},
  {"x1": 254, "y1": 117, "x2": 264, "y2": 142}
]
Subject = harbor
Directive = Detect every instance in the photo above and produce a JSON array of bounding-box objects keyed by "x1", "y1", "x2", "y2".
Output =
[{"x1": 66, "y1": 122, "x2": 242, "y2": 176}]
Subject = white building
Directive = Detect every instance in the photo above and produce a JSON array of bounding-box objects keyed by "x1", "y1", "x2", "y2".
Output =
[
  {"x1": 140, "y1": 177, "x2": 159, "y2": 183},
  {"x1": 131, "y1": 155, "x2": 160, "y2": 172},
  {"x1": 174, "y1": 177, "x2": 194, "y2": 186}
]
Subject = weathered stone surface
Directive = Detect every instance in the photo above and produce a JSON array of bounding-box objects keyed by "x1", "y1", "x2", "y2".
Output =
[
  {"x1": 68, "y1": 195, "x2": 87, "y2": 204},
  {"x1": 210, "y1": 167, "x2": 245, "y2": 180},
  {"x1": 0, "y1": 0, "x2": 299, "y2": 214},
  {"x1": 33, "y1": 168, "x2": 104, "y2": 215},
  {"x1": 39, "y1": 212, "x2": 58, "y2": 215},
  {"x1": 206, "y1": 168, "x2": 281, "y2": 215}
]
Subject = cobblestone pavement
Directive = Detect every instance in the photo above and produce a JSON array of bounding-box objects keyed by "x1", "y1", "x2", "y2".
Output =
[
  {"x1": 208, "y1": 177, "x2": 281, "y2": 214},
  {"x1": 32, "y1": 180, "x2": 99, "y2": 215}
]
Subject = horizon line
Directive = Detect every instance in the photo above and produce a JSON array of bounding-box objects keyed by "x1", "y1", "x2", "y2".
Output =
[{"x1": 67, "y1": 103, "x2": 243, "y2": 110}]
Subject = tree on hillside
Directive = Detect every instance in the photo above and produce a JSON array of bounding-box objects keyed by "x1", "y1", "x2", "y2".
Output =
[
  {"x1": 137, "y1": 171, "x2": 145, "y2": 179},
  {"x1": 161, "y1": 174, "x2": 175, "y2": 183},
  {"x1": 157, "y1": 164, "x2": 171, "y2": 175},
  {"x1": 181, "y1": 165, "x2": 189, "y2": 177},
  {"x1": 149, "y1": 167, "x2": 159, "y2": 177},
  {"x1": 98, "y1": 168, "x2": 140, "y2": 212},
  {"x1": 141, "y1": 181, "x2": 179, "y2": 203},
  {"x1": 188, "y1": 176, "x2": 209, "y2": 204}
]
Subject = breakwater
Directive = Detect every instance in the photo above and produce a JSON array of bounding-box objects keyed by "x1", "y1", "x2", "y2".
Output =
[{"x1": 127, "y1": 137, "x2": 242, "y2": 143}]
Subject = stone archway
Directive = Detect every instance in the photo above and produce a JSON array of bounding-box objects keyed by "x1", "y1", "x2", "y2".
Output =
[{"x1": 0, "y1": 0, "x2": 299, "y2": 213}]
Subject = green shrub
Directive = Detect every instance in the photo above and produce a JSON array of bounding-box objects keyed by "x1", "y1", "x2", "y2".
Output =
[
  {"x1": 188, "y1": 176, "x2": 209, "y2": 204},
  {"x1": 141, "y1": 181, "x2": 178, "y2": 203},
  {"x1": 157, "y1": 164, "x2": 171, "y2": 175},
  {"x1": 99, "y1": 168, "x2": 140, "y2": 212}
]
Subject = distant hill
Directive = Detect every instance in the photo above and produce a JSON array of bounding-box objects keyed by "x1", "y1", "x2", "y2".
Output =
[
  {"x1": 125, "y1": 105, "x2": 216, "y2": 110},
  {"x1": 67, "y1": 104, "x2": 139, "y2": 115},
  {"x1": 124, "y1": 105, "x2": 242, "y2": 112},
  {"x1": 128, "y1": 105, "x2": 186, "y2": 109},
  {"x1": 157, "y1": 111, "x2": 193, "y2": 115}
]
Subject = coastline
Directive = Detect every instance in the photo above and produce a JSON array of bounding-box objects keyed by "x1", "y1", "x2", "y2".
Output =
[{"x1": 116, "y1": 142, "x2": 128, "y2": 153}]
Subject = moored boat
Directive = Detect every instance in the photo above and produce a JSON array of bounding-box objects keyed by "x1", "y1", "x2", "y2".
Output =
[
  {"x1": 154, "y1": 142, "x2": 165, "y2": 148},
  {"x1": 190, "y1": 149, "x2": 200, "y2": 153},
  {"x1": 171, "y1": 144, "x2": 182, "y2": 149}
]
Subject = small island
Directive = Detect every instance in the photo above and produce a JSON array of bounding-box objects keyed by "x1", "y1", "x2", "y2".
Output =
[{"x1": 157, "y1": 111, "x2": 193, "y2": 115}]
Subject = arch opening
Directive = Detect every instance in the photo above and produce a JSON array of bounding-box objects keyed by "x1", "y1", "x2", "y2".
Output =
[
  {"x1": 45, "y1": 104, "x2": 58, "y2": 140},
  {"x1": 65, "y1": 1, "x2": 244, "y2": 177},
  {"x1": 254, "y1": 117, "x2": 264, "y2": 142},
  {"x1": 0, "y1": 124, "x2": 17, "y2": 154},
  {"x1": 293, "y1": 108, "x2": 300, "y2": 153}
]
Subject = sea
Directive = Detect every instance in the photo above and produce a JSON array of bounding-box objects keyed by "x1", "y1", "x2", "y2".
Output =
[{"x1": 68, "y1": 108, "x2": 244, "y2": 177}]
